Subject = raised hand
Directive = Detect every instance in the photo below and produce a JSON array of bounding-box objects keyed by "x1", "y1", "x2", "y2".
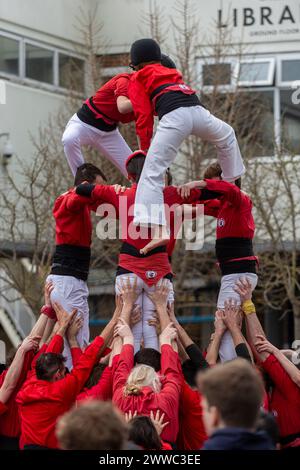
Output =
[
  {"x1": 222, "y1": 298, "x2": 242, "y2": 331},
  {"x1": 67, "y1": 313, "x2": 83, "y2": 340},
  {"x1": 148, "y1": 279, "x2": 170, "y2": 309},
  {"x1": 234, "y1": 277, "x2": 253, "y2": 303},
  {"x1": 114, "y1": 318, "x2": 133, "y2": 340},
  {"x1": 254, "y1": 334, "x2": 276, "y2": 355},
  {"x1": 125, "y1": 410, "x2": 138, "y2": 423},
  {"x1": 214, "y1": 309, "x2": 227, "y2": 336},
  {"x1": 130, "y1": 305, "x2": 142, "y2": 327},
  {"x1": 44, "y1": 282, "x2": 54, "y2": 306},
  {"x1": 159, "y1": 322, "x2": 177, "y2": 344},
  {"x1": 118, "y1": 276, "x2": 139, "y2": 307},
  {"x1": 150, "y1": 410, "x2": 169, "y2": 436}
]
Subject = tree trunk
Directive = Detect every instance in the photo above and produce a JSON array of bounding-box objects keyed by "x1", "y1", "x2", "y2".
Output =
[{"x1": 293, "y1": 311, "x2": 300, "y2": 343}]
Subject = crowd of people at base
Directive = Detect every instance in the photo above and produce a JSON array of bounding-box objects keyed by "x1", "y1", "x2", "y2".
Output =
[{"x1": 0, "y1": 276, "x2": 300, "y2": 451}]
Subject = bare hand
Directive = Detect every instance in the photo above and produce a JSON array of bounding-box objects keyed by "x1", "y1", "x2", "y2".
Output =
[
  {"x1": 147, "y1": 312, "x2": 161, "y2": 335},
  {"x1": 177, "y1": 180, "x2": 206, "y2": 198},
  {"x1": 125, "y1": 410, "x2": 137, "y2": 422},
  {"x1": 159, "y1": 322, "x2": 177, "y2": 344},
  {"x1": 53, "y1": 303, "x2": 77, "y2": 330},
  {"x1": 118, "y1": 276, "x2": 139, "y2": 307},
  {"x1": 222, "y1": 298, "x2": 242, "y2": 331},
  {"x1": 113, "y1": 184, "x2": 127, "y2": 194},
  {"x1": 254, "y1": 334, "x2": 277, "y2": 355},
  {"x1": 21, "y1": 335, "x2": 41, "y2": 352},
  {"x1": 113, "y1": 295, "x2": 123, "y2": 320},
  {"x1": 148, "y1": 279, "x2": 170, "y2": 309},
  {"x1": 67, "y1": 314, "x2": 83, "y2": 339},
  {"x1": 114, "y1": 318, "x2": 133, "y2": 339},
  {"x1": 214, "y1": 310, "x2": 227, "y2": 336},
  {"x1": 150, "y1": 410, "x2": 169, "y2": 436},
  {"x1": 44, "y1": 282, "x2": 54, "y2": 306},
  {"x1": 234, "y1": 277, "x2": 253, "y2": 303},
  {"x1": 131, "y1": 305, "x2": 142, "y2": 327}
]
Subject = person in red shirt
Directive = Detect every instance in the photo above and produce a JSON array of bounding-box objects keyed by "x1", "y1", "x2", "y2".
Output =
[
  {"x1": 236, "y1": 278, "x2": 300, "y2": 449},
  {"x1": 62, "y1": 73, "x2": 134, "y2": 176},
  {"x1": 178, "y1": 162, "x2": 258, "y2": 362},
  {"x1": 16, "y1": 302, "x2": 119, "y2": 450},
  {"x1": 75, "y1": 150, "x2": 212, "y2": 353},
  {"x1": 127, "y1": 38, "x2": 245, "y2": 253},
  {"x1": 46, "y1": 162, "x2": 122, "y2": 368},
  {"x1": 0, "y1": 337, "x2": 39, "y2": 420},
  {"x1": 112, "y1": 281, "x2": 182, "y2": 446}
]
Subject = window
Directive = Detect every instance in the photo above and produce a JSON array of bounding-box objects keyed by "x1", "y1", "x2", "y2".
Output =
[
  {"x1": 25, "y1": 43, "x2": 54, "y2": 84},
  {"x1": 59, "y1": 54, "x2": 85, "y2": 92},
  {"x1": 238, "y1": 58, "x2": 275, "y2": 86},
  {"x1": 278, "y1": 55, "x2": 300, "y2": 86},
  {"x1": 198, "y1": 53, "x2": 300, "y2": 157},
  {"x1": 0, "y1": 30, "x2": 85, "y2": 93},
  {"x1": 202, "y1": 63, "x2": 232, "y2": 86},
  {"x1": 282, "y1": 59, "x2": 300, "y2": 82},
  {"x1": 0, "y1": 35, "x2": 19, "y2": 75},
  {"x1": 281, "y1": 90, "x2": 300, "y2": 155}
]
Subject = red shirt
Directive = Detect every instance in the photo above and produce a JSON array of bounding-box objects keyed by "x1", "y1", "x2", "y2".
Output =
[
  {"x1": 54, "y1": 189, "x2": 100, "y2": 247},
  {"x1": 177, "y1": 381, "x2": 207, "y2": 450},
  {"x1": 112, "y1": 344, "x2": 181, "y2": 444},
  {"x1": 90, "y1": 184, "x2": 202, "y2": 284},
  {"x1": 262, "y1": 354, "x2": 300, "y2": 444},
  {"x1": 90, "y1": 74, "x2": 135, "y2": 124},
  {"x1": 204, "y1": 179, "x2": 255, "y2": 240},
  {"x1": 0, "y1": 350, "x2": 34, "y2": 439},
  {"x1": 76, "y1": 355, "x2": 119, "y2": 403},
  {"x1": 128, "y1": 64, "x2": 195, "y2": 150},
  {"x1": 16, "y1": 336, "x2": 104, "y2": 449},
  {"x1": 0, "y1": 401, "x2": 7, "y2": 416}
]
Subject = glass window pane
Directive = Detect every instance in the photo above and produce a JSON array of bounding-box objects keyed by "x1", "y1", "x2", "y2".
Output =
[
  {"x1": 239, "y1": 62, "x2": 271, "y2": 83},
  {"x1": 59, "y1": 54, "x2": 84, "y2": 92},
  {"x1": 0, "y1": 36, "x2": 19, "y2": 75},
  {"x1": 281, "y1": 90, "x2": 300, "y2": 154},
  {"x1": 282, "y1": 59, "x2": 300, "y2": 82},
  {"x1": 25, "y1": 44, "x2": 54, "y2": 84},
  {"x1": 202, "y1": 63, "x2": 231, "y2": 86}
]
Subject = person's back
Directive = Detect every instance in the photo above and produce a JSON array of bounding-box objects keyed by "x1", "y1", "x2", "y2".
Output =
[{"x1": 91, "y1": 74, "x2": 135, "y2": 124}]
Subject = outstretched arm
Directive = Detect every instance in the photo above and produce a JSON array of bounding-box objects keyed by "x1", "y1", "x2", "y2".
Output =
[
  {"x1": 0, "y1": 336, "x2": 39, "y2": 404},
  {"x1": 235, "y1": 277, "x2": 267, "y2": 362},
  {"x1": 206, "y1": 311, "x2": 226, "y2": 366}
]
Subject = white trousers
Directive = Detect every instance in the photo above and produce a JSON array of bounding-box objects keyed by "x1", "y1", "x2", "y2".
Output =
[
  {"x1": 46, "y1": 274, "x2": 90, "y2": 369},
  {"x1": 115, "y1": 273, "x2": 174, "y2": 353},
  {"x1": 217, "y1": 272, "x2": 258, "y2": 363},
  {"x1": 62, "y1": 114, "x2": 132, "y2": 177},
  {"x1": 134, "y1": 106, "x2": 245, "y2": 226}
]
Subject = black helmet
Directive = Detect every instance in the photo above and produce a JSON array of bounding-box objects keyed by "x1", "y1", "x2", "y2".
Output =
[
  {"x1": 161, "y1": 53, "x2": 177, "y2": 69},
  {"x1": 130, "y1": 38, "x2": 161, "y2": 66}
]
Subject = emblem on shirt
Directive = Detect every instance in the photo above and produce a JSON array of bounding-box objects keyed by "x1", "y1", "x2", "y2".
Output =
[
  {"x1": 218, "y1": 218, "x2": 225, "y2": 228},
  {"x1": 146, "y1": 270, "x2": 157, "y2": 279}
]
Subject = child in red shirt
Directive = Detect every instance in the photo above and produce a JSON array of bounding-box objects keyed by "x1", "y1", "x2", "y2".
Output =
[{"x1": 128, "y1": 38, "x2": 245, "y2": 253}]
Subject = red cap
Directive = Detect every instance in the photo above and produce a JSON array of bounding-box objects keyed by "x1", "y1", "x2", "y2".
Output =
[{"x1": 125, "y1": 150, "x2": 147, "y2": 179}]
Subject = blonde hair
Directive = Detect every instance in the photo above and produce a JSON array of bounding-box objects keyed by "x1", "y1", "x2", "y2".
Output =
[{"x1": 124, "y1": 364, "x2": 161, "y2": 396}]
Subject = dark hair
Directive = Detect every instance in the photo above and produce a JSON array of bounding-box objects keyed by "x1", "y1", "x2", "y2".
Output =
[
  {"x1": 182, "y1": 359, "x2": 201, "y2": 388},
  {"x1": 199, "y1": 359, "x2": 264, "y2": 429},
  {"x1": 84, "y1": 363, "x2": 106, "y2": 389},
  {"x1": 127, "y1": 154, "x2": 146, "y2": 183},
  {"x1": 134, "y1": 348, "x2": 161, "y2": 372},
  {"x1": 256, "y1": 410, "x2": 280, "y2": 446},
  {"x1": 129, "y1": 416, "x2": 162, "y2": 450},
  {"x1": 36, "y1": 353, "x2": 66, "y2": 381},
  {"x1": 74, "y1": 163, "x2": 107, "y2": 186},
  {"x1": 204, "y1": 162, "x2": 241, "y2": 188}
]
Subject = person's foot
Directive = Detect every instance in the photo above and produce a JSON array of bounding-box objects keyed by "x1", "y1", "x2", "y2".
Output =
[{"x1": 140, "y1": 225, "x2": 170, "y2": 255}]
